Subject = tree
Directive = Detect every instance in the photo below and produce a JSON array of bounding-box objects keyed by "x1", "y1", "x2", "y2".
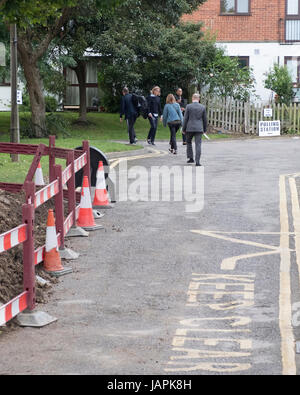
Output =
[
  {"x1": 53, "y1": 0, "x2": 108, "y2": 124},
  {"x1": 0, "y1": 0, "x2": 123, "y2": 137},
  {"x1": 95, "y1": 0, "x2": 209, "y2": 111},
  {"x1": 199, "y1": 48, "x2": 256, "y2": 101},
  {"x1": 264, "y1": 64, "x2": 295, "y2": 105}
]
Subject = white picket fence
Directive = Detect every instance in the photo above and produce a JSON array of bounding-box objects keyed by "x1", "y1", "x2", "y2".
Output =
[{"x1": 201, "y1": 96, "x2": 300, "y2": 135}]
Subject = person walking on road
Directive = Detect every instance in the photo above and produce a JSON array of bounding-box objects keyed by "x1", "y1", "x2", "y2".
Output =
[
  {"x1": 175, "y1": 87, "x2": 187, "y2": 145},
  {"x1": 146, "y1": 86, "x2": 162, "y2": 146},
  {"x1": 120, "y1": 87, "x2": 138, "y2": 145},
  {"x1": 182, "y1": 93, "x2": 207, "y2": 166},
  {"x1": 163, "y1": 94, "x2": 183, "y2": 155}
]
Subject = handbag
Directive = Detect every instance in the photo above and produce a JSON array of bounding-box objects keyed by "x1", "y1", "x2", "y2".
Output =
[{"x1": 168, "y1": 120, "x2": 182, "y2": 126}]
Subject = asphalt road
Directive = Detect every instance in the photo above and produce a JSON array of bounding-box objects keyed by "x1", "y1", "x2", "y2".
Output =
[{"x1": 1, "y1": 136, "x2": 300, "y2": 376}]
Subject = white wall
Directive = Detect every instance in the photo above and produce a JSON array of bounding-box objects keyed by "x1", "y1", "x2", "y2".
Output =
[
  {"x1": 217, "y1": 42, "x2": 300, "y2": 104},
  {"x1": 0, "y1": 86, "x2": 11, "y2": 111}
]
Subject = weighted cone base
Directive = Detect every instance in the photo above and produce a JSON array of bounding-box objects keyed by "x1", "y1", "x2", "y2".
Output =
[
  {"x1": 81, "y1": 224, "x2": 104, "y2": 231},
  {"x1": 59, "y1": 248, "x2": 79, "y2": 260},
  {"x1": 93, "y1": 204, "x2": 113, "y2": 209},
  {"x1": 44, "y1": 266, "x2": 73, "y2": 278},
  {"x1": 65, "y1": 226, "x2": 89, "y2": 238},
  {"x1": 16, "y1": 310, "x2": 57, "y2": 328},
  {"x1": 93, "y1": 209, "x2": 105, "y2": 219}
]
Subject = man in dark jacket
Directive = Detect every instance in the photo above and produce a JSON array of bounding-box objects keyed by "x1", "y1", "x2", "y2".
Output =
[
  {"x1": 146, "y1": 86, "x2": 162, "y2": 146},
  {"x1": 182, "y1": 93, "x2": 207, "y2": 166},
  {"x1": 120, "y1": 87, "x2": 138, "y2": 145}
]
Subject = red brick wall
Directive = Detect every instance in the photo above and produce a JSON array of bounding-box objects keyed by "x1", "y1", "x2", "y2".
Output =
[{"x1": 183, "y1": 0, "x2": 286, "y2": 42}]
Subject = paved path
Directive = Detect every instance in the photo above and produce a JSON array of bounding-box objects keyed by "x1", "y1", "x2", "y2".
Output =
[{"x1": 1, "y1": 137, "x2": 300, "y2": 375}]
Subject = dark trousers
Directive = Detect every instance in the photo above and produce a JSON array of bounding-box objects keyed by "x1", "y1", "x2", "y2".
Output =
[
  {"x1": 182, "y1": 131, "x2": 187, "y2": 143},
  {"x1": 147, "y1": 116, "x2": 158, "y2": 143},
  {"x1": 168, "y1": 123, "x2": 181, "y2": 151},
  {"x1": 186, "y1": 132, "x2": 203, "y2": 164},
  {"x1": 127, "y1": 115, "x2": 137, "y2": 144}
]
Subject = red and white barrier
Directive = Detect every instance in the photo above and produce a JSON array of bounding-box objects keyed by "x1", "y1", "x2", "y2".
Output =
[
  {"x1": 62, "y1": 164, "x2": 72, "y2": 186},
  {"x1": 0, "y1": 224, "x2": 27, "y2": 253},
  {"x1": 35, "y1": 180, "x2": 59, "y2": 209},
  {"x1": 74, "y1": 153, "x2": 87, "y2": 173},
  {"x1": 0, "y1": 292, "x2": 28, "y2": 326},
  {"x1": 0, "y1": 138, "x2": 91, "y2": 327}
]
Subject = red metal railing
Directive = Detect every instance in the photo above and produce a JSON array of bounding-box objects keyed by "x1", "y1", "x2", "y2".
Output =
[{"x1": 0, "y1": 136, "x2": 91, "y2": 326}]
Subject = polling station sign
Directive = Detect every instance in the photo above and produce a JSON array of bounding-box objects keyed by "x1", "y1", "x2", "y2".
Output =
[{"x1": 259, "y1": 120, "x2": 281, "y2": 137}]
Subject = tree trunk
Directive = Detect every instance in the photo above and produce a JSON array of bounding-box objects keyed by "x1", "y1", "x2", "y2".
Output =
[
  {"x1": 18, "y1": 39, "x2": 46, "y2": 137},
  {"x1": 16, "y1": 8, "x2": 72, "y2": 137},
  {"x1": 73, "y1": 61, "x2": 88, "y2": 124}
]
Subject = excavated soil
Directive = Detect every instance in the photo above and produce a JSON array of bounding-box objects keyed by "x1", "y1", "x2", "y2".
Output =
[{"x1": 0, "y1": 190, "x2": 61, "y2": 329}]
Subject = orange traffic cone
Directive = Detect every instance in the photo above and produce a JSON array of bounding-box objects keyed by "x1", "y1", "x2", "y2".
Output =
[
  {"x1": 77, "y1": 176, "x2": 104, "y2": 231},
  {"x1": 43, "y1": 210, "x2": 72, "y2": 277},
  {"x1": 93, "y1": 162, "x2": 112, "y2": 209},
  {"x1": 35, "y1": 162, "x2": 45, "y2": 186}
]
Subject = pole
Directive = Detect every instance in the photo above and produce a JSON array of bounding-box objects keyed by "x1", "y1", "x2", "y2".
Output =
[
  {"x1": 22, "y1": 181, "x2": 36, "y2": 311},
  {"x1": 10, "y1": 24, "x2": 20, "y2": 162}
]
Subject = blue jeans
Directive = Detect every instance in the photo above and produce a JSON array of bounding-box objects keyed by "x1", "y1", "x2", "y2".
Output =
[{"x1": 147, "y1": 116, "x2": 158, "y2": 143}]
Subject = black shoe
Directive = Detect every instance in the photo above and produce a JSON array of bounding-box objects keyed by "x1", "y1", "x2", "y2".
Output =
[
  {"x1": 187, "y1": 159, "x2": 194, "y2": 163},
  {"x1": 173, "y1": 150, "x2": 177, "y2": 155},
  {"x1": 183, "y1": 142, "x2": 187, "y2": 146},
  {"x1": 151, "y1": 142, "x2": 156, "y2": 146},
  {"x1": 168, "y1": 148, "x2": 174, "y2": 154},
  {"x1": 196, "y1": 163, "x2": 202, "y2": 167},
  {"x1": 147, "y1": 139, "x2": 151, "y2": 145}
]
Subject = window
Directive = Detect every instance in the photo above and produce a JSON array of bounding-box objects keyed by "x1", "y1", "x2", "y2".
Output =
[
  {"x1": 237, "y1": 56, "x2": 249, "y2": 68},
  {"x1": 64, "y1": 60, "x2": 99, "y2": 107},
  {"x1": 287, "y1": 0, "x2": 299, "y2": 15},
  {"x1": 285, "y1": 57, "x2": 300, "y2": 85},
  {"x1": 285, "y1": 0, "x2": 300, "y2": 41},
  {"x1": 220, "y1": 0, "x2": 250, "y2": 14},
  {"x1": 0, "y1": 72, "x2": 10, "y2": 86},
  {"x1": 230, "y1": 56, "x2": 250, "y2": 68}
]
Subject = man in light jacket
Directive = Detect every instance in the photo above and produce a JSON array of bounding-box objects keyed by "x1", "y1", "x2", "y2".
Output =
[{"x1": 182, "y1": 93, "x2": 207, "y2": 166}]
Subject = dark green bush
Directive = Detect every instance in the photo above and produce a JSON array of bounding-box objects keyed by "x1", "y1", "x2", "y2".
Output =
[
  {"x1": 20, "y1": 113, "x2": 70, "y2": 138},
  {"x1": 45, "y1": 96, "x2": 58, "y2": 112}
]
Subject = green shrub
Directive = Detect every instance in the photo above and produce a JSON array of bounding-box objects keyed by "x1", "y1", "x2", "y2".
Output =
[
  {"x1": 264, "y1": 65, "x2": 295, "y2": 105},
  {"x1": 45, "y1": 96, "x2": 58, "y2": 112},
  {"x1": 20, "y1": 113, "x2": 70, "y2": 138}
]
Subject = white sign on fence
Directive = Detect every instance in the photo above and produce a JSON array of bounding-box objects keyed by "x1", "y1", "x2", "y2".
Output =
[
  {"x1": 17, "y1": 90, "x2": 22, "y2": 105},
  {"x1": 264, "y1": 108, "x2": 273, "y2": 118},
  {"x1": 259, "y1": 120, "x2": 281, "y2": 137}
]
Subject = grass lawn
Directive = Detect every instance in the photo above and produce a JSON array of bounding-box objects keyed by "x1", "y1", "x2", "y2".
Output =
[{"x1": 0, "y1": 111, "x2": 230, "y2": 183}]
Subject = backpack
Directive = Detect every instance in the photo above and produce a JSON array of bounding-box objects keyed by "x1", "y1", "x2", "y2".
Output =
[{"x1": 132, "y1": 93, "x2": 148, "y2": 119}]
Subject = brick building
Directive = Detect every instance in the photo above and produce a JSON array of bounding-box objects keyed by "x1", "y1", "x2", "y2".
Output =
[{"x1": 183, "y1": 0, "x2": 300, "y2": 103}]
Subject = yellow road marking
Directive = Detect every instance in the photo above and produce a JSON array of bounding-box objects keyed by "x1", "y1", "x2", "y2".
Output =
[
  {"x1": 191, "y1": 230, "x2": 282, "y2": 251},
  {"x1": 189, "y1": 173, "x2": 300, "y2": 374},
  {"x1": 289, "y1": 177, "x2": 300, "y2": 288},
  {"x1": 109, "y1": 144, "x2": 300, "y2": 374},
  {"x1": 110, "y1": 148, "x2": 167, "y2": 169},
  {"x1": 279, "y1": 175, "x2": 296, "y2": 375}
]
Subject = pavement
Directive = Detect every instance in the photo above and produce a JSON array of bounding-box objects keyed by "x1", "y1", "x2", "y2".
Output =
[{"x1": 1, "y1": 136, "x2": 300, "y2": 376}]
